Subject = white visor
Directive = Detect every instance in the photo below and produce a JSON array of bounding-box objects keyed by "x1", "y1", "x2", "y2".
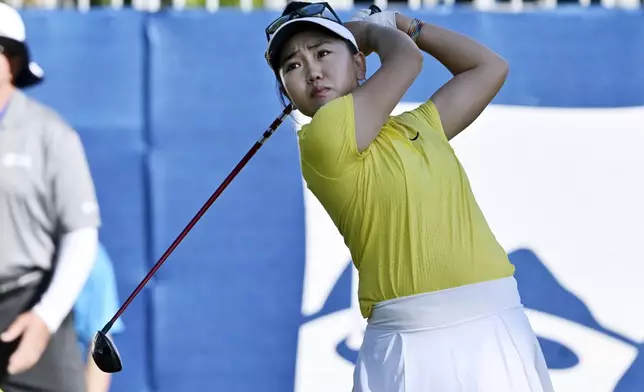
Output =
[{"x1": 265, "y1": 17, "x2": 359, "y2": 70}]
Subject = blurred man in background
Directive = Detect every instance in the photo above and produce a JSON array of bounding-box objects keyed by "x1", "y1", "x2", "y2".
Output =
[
  {"x1": 0, "y1": 3, "x2": 100, "y2": 392},
  {"x1": 73, "y1": 242, "x2": 125, "y2": 392}
]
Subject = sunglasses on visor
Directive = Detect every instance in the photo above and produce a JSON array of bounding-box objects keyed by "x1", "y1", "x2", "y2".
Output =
[{"x1": 264, "y1": 2, "x2": 342, "y2": 42}]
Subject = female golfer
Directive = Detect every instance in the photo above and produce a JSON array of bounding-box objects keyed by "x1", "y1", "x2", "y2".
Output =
[{"x1": 264, "y1": 3, "x2": 554, "y2": 391}]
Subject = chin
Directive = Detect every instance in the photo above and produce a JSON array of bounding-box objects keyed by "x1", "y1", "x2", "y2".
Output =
[
  {"x1": 300, "y1": 102, "x2": 323, "y2": 118},
  {"x1": 301, "y1": 107, "x2": 318, "y2": 118},
  {"x1": 307, "y1": 97, "x2": 336, "y2": 116}
]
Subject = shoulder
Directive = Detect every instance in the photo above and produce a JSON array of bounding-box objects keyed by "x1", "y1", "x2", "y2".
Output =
[
  {"x1": 17, "y1": 93, "x2": 77, "y2": 138},
  {"x1": 5, "y1": 92, "x2": 82, "y2": 157},
  {"x1": 296, "y1": 94, "x2": 365, "y2": 178}
]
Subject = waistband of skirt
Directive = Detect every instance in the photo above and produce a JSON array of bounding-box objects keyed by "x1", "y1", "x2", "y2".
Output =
[{"x1": 368, "y1": 276, "x2": 523, "y2": 332}]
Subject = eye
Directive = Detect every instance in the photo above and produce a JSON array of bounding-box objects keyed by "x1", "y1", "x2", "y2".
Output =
[
  {"x1": 283, "y1": 62, "x2": 300, "y2": 73},
  {"x1": 317, "y1": 49, "x2": 331, "y2": 59}
]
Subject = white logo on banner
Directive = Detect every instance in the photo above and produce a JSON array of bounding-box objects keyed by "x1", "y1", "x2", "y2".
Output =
[{"x1": 292, "y1": 103, "x2": 644, "y2": 392}]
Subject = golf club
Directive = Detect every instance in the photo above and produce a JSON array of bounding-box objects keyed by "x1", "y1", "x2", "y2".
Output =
[{"x1": 91, "y1": 104, "x2": 295, "y2": 373}]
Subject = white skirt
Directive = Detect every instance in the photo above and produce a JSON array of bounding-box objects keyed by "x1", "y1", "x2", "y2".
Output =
[{"x1": 353, "y1": 277, "x2": 555, "y2": 392}]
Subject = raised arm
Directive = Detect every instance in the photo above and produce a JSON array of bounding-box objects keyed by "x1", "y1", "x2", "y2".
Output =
[
  {"x1": 345, "y1": 21, "x2": 424, "y2": 152},
  {"x1": 396, "y1": 14, "x2": 509, "y2": 140}
]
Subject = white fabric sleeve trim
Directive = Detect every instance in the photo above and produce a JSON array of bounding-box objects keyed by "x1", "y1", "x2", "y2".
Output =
[{"x1": 32, "y1": 227, "x2": 98, "y2": 333}]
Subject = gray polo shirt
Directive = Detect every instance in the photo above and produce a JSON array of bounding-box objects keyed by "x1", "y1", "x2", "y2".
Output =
[{"x1": 0, "y1": 90, "x2": 101, "y2": 280}]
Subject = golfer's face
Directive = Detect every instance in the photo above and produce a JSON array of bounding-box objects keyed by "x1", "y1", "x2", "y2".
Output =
[{"x1": 279, "y1": 31, "x2": 360, "y2": 117}]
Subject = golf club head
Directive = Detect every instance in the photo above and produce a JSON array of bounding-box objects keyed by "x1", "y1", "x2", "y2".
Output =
[{"x1": 91, "y1": 330, "x2": 123, "y2": 373}]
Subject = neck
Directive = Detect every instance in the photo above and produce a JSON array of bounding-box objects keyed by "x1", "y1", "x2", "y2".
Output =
[{"x1": 0, "y1": 84, "x2": 16, "y2": 110}]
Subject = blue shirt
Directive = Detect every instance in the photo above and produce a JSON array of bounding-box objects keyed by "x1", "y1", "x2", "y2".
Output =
[{"x1": 73, "y1": 242, "x2": 125, "y2": 352}]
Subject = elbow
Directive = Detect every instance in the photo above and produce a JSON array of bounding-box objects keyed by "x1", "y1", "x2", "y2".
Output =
[
  {"x1": 394, "y1": 44, "x2": 423, "y2": 80},
  {"x1": 479, "y1": 55, "x2": 509, "y2": 89},
  {"x1": 408, "y1": 46, "x2": 424, "y2": 75},
  {"x1": 500, "y1": 58, "x2": 510, "y2": 81},
  {"x1": 494, "y1": 56, "x2": 509, "y2": 83},
  {"x1": 415, "y1": 47, "x2": 425, "y2": 71}
]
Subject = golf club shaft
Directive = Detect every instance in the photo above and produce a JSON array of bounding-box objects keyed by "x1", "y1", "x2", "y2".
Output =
[{"x1": 101, "y1": 105, "x2": 295, "y2": 334}]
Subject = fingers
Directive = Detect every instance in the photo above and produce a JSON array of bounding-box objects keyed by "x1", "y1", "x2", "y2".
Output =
[
  {"x1": 1, "y1": 313, "x2": 50, "y2": 375},
  {"x1": 1, "y1": 314, "x2": 28, "y2": 343},
  {"x1": 351, "y1": 9, "x2": 371, "y2": 21},
  {"x1": 7, "y1": 334, "x2": 40, "y2": 375},
  {"x1": 368, "y1": 4, "x2": 382, "y2": 14},
  {"x1": 351, "y1": 9, "x2": 397, "y2": 30}
]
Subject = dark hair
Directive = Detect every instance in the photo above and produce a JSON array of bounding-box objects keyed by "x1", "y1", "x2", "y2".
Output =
[
  {"x1": 273, "y1": 1, "x2": 358, "y2": 108},
  {"x1": 0, "y1": 37, "x2": 27, "y2": 83},
  {"x1": 0, "y1": 38, "x2": 27, "y2": 61}
]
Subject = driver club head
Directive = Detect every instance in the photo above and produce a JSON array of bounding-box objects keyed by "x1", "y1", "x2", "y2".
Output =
[{"x1": 91, "y1": 330, "x2": 123, "y2": 373}]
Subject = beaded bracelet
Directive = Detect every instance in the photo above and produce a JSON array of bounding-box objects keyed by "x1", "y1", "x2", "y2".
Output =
[{"x1": 407, "y1": 18, "x2": 424, "y2": 42}]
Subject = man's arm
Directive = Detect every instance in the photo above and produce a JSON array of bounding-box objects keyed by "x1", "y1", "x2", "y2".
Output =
[
  {"x1": 34, "y1": 115, "x2": 101, "y2": 333},
  {"x1": 32, "y1": 227, "x2": 98, "y2": 333}
]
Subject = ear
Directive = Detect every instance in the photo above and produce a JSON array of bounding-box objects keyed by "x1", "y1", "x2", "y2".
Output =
[{"x1": 353, "y1": 52, "x2": 367, "y2": 82}]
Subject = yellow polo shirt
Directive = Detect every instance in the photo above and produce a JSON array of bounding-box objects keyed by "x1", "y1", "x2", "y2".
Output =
[{"x1": 298, "y1": 94, "x2": 514, "y2": 319}]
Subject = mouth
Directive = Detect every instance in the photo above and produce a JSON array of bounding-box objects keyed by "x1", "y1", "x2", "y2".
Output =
[{"x1": 311, "y1": 87, "x2": 330, "y2": 98}]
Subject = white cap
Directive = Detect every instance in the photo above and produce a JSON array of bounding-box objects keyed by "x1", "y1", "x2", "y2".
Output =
[
  {"x1": 0, "y1": 3, "x2": 44, "y2": 88},
  {"x1": 265, "y1": 17, "x2": 359, "y2": 70},
  {"x1": 0, "y1": 3, "x2": 26, "y2": 42}
]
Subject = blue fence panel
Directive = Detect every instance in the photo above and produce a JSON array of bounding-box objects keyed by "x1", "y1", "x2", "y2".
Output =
[
  {"x1": 397, "y1": 9, "x2": 644, "y2": 107},
  {"x1": 147, "y1": 11, "x2": 306, "y2": 390},
  {"x1": 146, "y1": 11, "x2": 287, "y2": 149},
  {"x1": 24, "y1": 10, "x2": 147, "y2": 146},
  {"x1": 21, "y1": 9, "x2": 151, "y2": 392},
  {"x1": 84, "y1": 147, "x2": 152, "y2": 392},
  {"x1": 147, "y1": 146, "x2": 305, "y2": 391}
]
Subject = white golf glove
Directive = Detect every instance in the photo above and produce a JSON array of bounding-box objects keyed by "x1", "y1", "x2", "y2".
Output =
[{"x1": 351, "y1": 8, "x2": 398, "y2": 29}]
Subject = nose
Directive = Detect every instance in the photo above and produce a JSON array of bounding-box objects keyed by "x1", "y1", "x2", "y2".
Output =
[{"x1": 306, "y1": 62, "x2": 323, "y2": 84}]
